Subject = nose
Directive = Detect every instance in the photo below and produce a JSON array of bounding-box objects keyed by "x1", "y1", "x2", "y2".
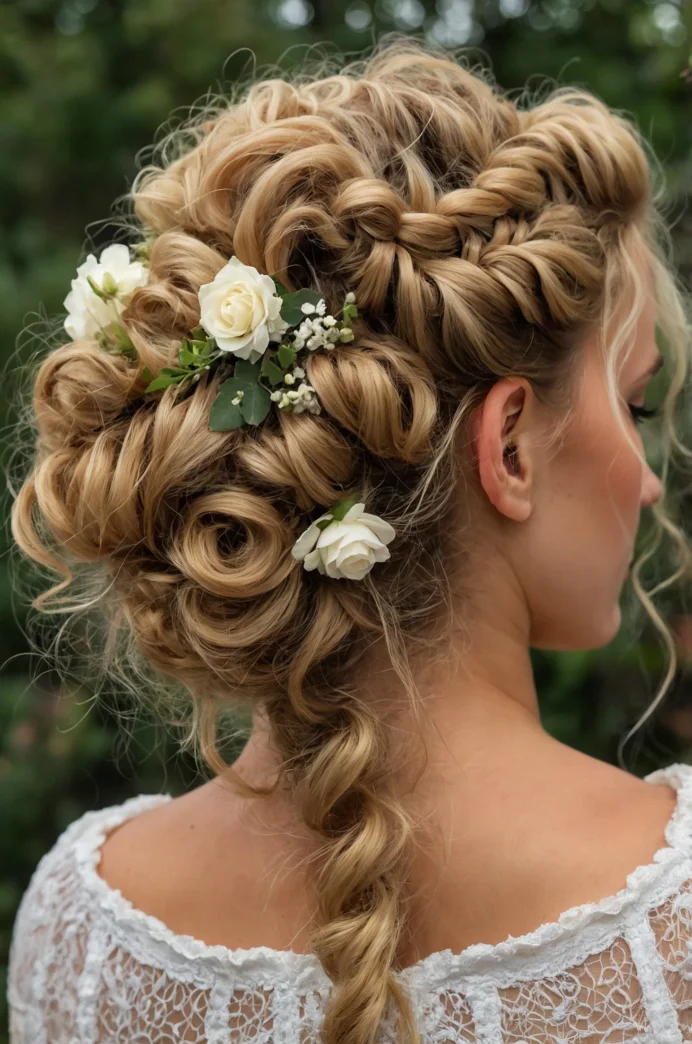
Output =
[{"x1": 641, "y1": 464, "x2": 663, "y2": 509}]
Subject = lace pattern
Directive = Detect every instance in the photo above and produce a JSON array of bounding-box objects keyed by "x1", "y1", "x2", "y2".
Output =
[{"x1": 8, "y1": 762, "x2": 692, "y2": 1043}]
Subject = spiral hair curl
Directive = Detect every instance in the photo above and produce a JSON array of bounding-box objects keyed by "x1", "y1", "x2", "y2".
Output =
[{"x1": 8, "y1": 34, "x2": 692, "y2": 1044}]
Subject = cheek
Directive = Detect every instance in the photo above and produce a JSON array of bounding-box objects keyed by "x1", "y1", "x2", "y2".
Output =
[
  {"x1": 560, "y1": 398, "x2": 643, "y2": 537},
  {"x1": 520, "y1": 406, "x2": 643, "y2": 649},
  {"x1": 601, "y1": 437, "x2": 643, "y2": 527}
]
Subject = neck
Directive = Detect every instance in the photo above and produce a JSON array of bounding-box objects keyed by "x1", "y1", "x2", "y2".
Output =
[
  {"x1": 363, "y1": 609, "x2": 548, "y2": 804},
  {"x1": 231, "y1": 591, "x2": 554, "y2": 807}
]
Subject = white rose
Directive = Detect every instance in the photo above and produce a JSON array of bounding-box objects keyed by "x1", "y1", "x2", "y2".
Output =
[
  {"x1": 291, "y1": 503, "x2": 396, "y2": 580},
  {"x1": 197, "y1": 256, "x2": 290, "y2": 365},
  {"x1": 63, "y1": 243, "x2": 149, "y2": 341}
]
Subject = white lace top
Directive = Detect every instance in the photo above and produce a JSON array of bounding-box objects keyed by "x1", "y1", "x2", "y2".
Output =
[{"x1": 8, "y1": 761, "x2": 692, "y2": 1044}]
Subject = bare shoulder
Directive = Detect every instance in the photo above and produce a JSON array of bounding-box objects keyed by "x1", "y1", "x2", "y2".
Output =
[
  {"x1": 484, "y1": 755, "x2": 680, "y2": 935},
  {"x1": 401, "y1": 752, "x2": 681, "y2": 959},
  {"x1": 507, "y1": 751, "x2": 681, "y2": 881},
  {"x1": 97, "y1": 777, "x2": 317, "y2": 952},
  {"x1": 583, "y1": 760, "x2": 679, "y2": 861}
]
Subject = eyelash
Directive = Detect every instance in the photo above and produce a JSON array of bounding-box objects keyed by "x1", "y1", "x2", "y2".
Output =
[{"x1": 629, "y1": 404, "x2": 661, "y2": 426}]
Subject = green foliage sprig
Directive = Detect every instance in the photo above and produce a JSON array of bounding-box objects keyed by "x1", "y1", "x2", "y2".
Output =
[{"x1": 140, "y1": 280, "x2": 358, "y2": 432}]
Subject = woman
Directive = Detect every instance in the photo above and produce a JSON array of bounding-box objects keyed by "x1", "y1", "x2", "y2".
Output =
[{"x1": 7, "y1": 34, "x2": 692, "y2": 1044}]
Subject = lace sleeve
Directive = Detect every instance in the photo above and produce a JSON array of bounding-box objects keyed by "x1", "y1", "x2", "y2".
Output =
[{"x1": 7, "y1": 812, "x2": 107, "y2": 1043}]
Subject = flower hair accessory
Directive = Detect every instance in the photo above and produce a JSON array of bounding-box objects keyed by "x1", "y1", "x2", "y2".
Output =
[
  {"x1": 291, "y1": 495, "x2": 396, "y2": 580},
  {"x1": 63, "y1": 243, "x2": 149, "y2": 344},
  {"x1": 63, "y1": 242, "x2": 359, "y2": 432}
]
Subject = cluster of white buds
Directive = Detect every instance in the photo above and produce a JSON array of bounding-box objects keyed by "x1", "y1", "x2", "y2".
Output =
[
  {"x1": 283, "y1": 364, "x2": 306, "y2": 385},
  {"x1": 269, "y1": 375, "x2": 321, "y2": 414},
  {"x1": 292, "y1": 293, "x2": 356, "y2": 352}
]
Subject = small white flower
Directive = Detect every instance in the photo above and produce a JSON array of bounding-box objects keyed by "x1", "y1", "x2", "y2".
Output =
[
  {"x1": 323, "y1": 315, "x2": 337, "y2": 328},
  {"x1": 63, "y1": 243, "x2": 149, "y2": 341},
  {"x1": 340, "y1": 328, "x2": 355, "y2": 343},
  {"x1": 345, "y1": 292, "x2": 356, "y2": 304},
  {"x1": 198, "y1": 256, "x2": 290, "y2": 364},
  {"x1": 293, "y1": 382, "x2": 319, "y2": 412},
  {"x1": 301, "y1": 302, "x2": 316, "y2": 315},
  {"x1": 316, "y1": 299, "x2": 327, "y2": 315},
  {"x1": 271, "y1": 376, "x2": 321, "y2": 415},
  {"x1": 283, "y1": 365, "x2": 304, "y2": 386},
  {"x1": 291, "y1": 502, "x2": 396, "y2": 580}
]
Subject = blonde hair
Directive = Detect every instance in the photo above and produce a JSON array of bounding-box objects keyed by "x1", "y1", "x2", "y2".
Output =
[{"x1": 8, "y1": 34, "x2": 692, "y2": 1044}]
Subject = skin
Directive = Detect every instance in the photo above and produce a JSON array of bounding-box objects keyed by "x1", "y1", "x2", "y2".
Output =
[{"x1": 98, "y1": 250, "x2": 677, "y2": 968}]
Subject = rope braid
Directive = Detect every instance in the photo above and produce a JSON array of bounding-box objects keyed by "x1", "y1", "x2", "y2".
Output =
[
  {"x1": 262, "y1": 585, "x2": 418, "y2": 1042},
  {"x1": 11, "y1": 36, "x2": 676, "y2": 1044}
]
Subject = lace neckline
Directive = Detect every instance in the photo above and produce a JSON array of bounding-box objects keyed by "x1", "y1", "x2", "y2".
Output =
[{"x1": 72, "y1": 761, "x2": 692, "y2": 990}]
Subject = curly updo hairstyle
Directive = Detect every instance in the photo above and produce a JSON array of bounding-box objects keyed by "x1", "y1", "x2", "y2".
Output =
[{"x1": 9, "y1": 34, "x2": 692, "y2": 1044}]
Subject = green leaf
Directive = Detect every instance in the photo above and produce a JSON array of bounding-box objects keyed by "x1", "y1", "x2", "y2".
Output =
[
  {"x1": 190, "y1": 325, "x2": 207, "y2": 340},
  {"x1": 208, "y1": 379, "x2": 247, "y2": 431},
  {"x1": 144, "y1": 366, "x2": 189, "y2": 392},
  {"x1": 261, "y1": 357, "x2": 284, "y2": 386},
  {"x1": 330, "y1": 494, "x2": 358, "y2": 521},
  {"x1": 234, "y1": 358, "x2": 262, "y2": 383},
  {"x1": 277, "y1": 343, "x2": 297, "y2": 369},
  {"x1": 280, "y1": 289, "x2": 324, "y2": 326},
  {"x1": 191, "y1": 338, "x2": 214, "y2": 357},
  {"x1": 144, "y1": 375, "x2": 176, "y2": 392},
  {"x1": 178, "y1": 340, "x2": 195, "y2": 367},
  {"x1": 315, "y1": 517, "x2": 334, "y2": 531},
  {"x1": 140, "y1": 366, "x2": 153, "y2": 383},
  {"x1": 238, "y1": 380, "x2": 272, "y2": 425},
  {"x1": 271, "y1": 276, "x2": 290, "y2": 297}
]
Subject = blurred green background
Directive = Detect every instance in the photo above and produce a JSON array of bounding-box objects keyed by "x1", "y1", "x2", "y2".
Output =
[{"x1": 1, "y1": 1, "x2": 691, "y2": 1038}]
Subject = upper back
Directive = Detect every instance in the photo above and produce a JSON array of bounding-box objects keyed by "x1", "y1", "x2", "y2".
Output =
[
  {"x1": 9, "y1": 761, "x2": 692, "y2": 1043},
  {"x1": 89, "y1": 749, "x2": 681, "y2": 964}
]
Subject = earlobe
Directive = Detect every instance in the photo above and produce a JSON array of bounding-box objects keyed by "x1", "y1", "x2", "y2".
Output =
[{"x1": 473, "y1": 379, "x2": 533, "y2": 523}]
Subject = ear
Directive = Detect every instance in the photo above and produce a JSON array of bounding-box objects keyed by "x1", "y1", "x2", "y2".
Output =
[{"x1": 470, "y1": 378, "x2": 535, "y2": 523}]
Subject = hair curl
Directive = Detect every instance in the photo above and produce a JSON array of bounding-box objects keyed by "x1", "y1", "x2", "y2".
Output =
[{"x1": 8, "y1": 34, "x2": 692, "y2": 1044}]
